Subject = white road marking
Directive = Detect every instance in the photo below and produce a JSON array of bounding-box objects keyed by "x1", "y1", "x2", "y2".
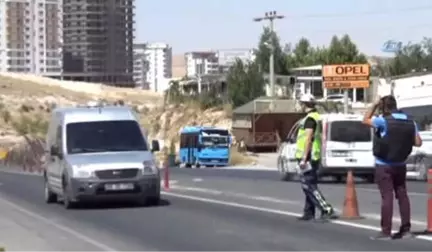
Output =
[
  {"x1": 355, "y1": 186, "x2": 428, "y2": 197},
  {"x1": 162, "y1": 191, "x2": 432, "y2": 242},
  {"x1": 213, "y1": 166, "x2": 277, "y2": 171},
  {"x1": 192, "y1": 178, "x2": 203, "y2": 182},
  {"x1": 169, "y1": 185, "x2": 428, "y2": 226},
  {"x1": 0, "y1": 195, "x2": 116, "y2": 251},
  {"x1": 170, "y1": 185, "x2": 301, "y2": 205},
  {"x1": 361, "y1": 213, "x2": 426, "y2": 226},
  {"x1": 160, "y1": 180, "x2": 178, "y2": 186}
]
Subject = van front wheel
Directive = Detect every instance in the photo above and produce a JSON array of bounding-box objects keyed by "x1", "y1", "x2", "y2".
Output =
[
  {"x1": 44, "y1": 179, "x2": 57, "y2": 204},
  {"x1": 62, "y1": 176, "x2": 78, "y2": 209}
]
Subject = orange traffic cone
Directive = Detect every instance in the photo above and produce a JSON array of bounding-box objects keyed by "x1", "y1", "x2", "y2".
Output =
[{"x1": 341, "y1": 170, "x2": 362, "y2": 219}]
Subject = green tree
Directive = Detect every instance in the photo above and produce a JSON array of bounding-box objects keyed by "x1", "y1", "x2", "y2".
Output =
[
  {"x1": 286, "y1": 38, "x2": 331, "y2": 68},
  {"x1": 385, "y1": 38, "x2": 432, "y2": 76},
  {"x1": 326, "y1": 35, "x2": 367, "y2": 64},
  {"x1": 285, "y1": 35, "x2": 366, "y2": 70},
  {"x1": 165, "y1": 80, "x2": 184, "y2": 104},
  {"x1": 226, "y1": 59, "x2": 265, "y2": 107},
  {"x1": 254, "y1": 27, "x2": 289, "y2": 75}
]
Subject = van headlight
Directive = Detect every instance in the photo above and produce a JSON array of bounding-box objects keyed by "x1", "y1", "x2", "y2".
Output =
[
  {"x1": 73, "y1": 169, "x2": 95, "y2": 179},
  {"x1": 142, "y1": 161, "x2": 157, "y2": 175}
]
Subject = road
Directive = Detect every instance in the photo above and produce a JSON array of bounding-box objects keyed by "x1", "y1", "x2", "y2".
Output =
[{"x1": 0, "y1": 168, "x2": 431, "y2": 251}]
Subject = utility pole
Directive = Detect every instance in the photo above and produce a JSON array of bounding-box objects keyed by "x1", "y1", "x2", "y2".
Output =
[{"x1": 253, "y1": 11, "x2": 284, "y2": 98}]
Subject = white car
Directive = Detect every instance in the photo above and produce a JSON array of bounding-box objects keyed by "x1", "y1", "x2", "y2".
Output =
[
  {"x1": 319, "y1": 94, "x2": 352, "y2": 104},
  {"x1": 406, "y1": 131, "x2": 432, "y2": 181},
  {"x1": 277, "y1": 113, "x2": 375, "y2": 183}
]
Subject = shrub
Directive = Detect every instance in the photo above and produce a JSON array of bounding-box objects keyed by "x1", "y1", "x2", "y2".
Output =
[
  {"x1": 1, "y1": 110, "x2": 11, "y2": 123},
  {"x1": 229, "y1": 148, "x2": 255, "y2": 166},
  {"x1": 169, "y1": 140, "x2": 176, "y2": 155},
  {"x1": 11, "y1": 113, "x2": 48, "y2": 137}
]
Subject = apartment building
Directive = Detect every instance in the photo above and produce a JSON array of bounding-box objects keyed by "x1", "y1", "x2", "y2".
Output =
[
  {"x1": 0, "y1": 0, "x2": 62, "y2": 74},
  {"x1": 171, "y1": 54, "x2": 186, "y2": 78},
  {"x1": 217, "y1": 48, "x2": 255, "y2": 73},
  {"x1": 142, "y1": 42, "x2": 172, "y2": 93},
  {"x1": 62, "y1": 0, "x2": 134, "y2": 86},
  {"x1": 185, "y1": 51, "x2": 219, "y2": 77},
  {"x1": 132, "y1": 43, "x2": 149, "y2": 89}
]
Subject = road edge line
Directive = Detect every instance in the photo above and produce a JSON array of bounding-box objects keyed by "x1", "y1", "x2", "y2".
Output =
[{"x1": 0, "y1": 194, "x2": 117, "y2": 251}]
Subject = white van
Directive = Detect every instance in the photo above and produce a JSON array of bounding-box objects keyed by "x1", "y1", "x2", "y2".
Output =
[
  {"x1": 44, "y1": 104, "x2": 161, "y2": 209},
  {"x1": 277, "y1": 113, "x2": 375, "y2": 182}
]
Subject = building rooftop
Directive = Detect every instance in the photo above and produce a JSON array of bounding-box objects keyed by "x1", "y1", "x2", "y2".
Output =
[{"x1": 291, "y1": 65, "x2": 323, "y2": 71}]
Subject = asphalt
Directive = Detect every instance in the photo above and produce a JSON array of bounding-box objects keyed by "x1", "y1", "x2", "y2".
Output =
[
  {"x1": 169, "y1": 166, "x2": 428, "y2": 192},
  {"x1": 0, "y1": 169, "x2": 432, "y2": 251},
  {"x1": 168, "y1": 167, "x2": 430, "y2": 222}
]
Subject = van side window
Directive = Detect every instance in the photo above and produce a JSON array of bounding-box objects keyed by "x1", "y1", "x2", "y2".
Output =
[
  {"x1": 286, "y1": 122, "x2": 300, "y2": 142},
  {"x1": 290, "y1": 125, "x2": 300, "y2": 142},
  {"x1": 55, "y1": 125, "x2": 62, "y2": 148},
  {"x1": 180, "y1": 134, "x2": 186, "y2": 148}
]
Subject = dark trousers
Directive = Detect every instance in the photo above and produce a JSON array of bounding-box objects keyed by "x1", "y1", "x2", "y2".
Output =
[
  {"x1": 375, "y1": 164, "x2": 411, "y2": 235},
  {"x1": 300, "y1": 161, "x2": 333, "y2": 216}
]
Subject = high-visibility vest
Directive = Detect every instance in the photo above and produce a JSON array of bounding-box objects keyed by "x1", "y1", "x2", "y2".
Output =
[{"x1": 295, "y1": 111, "x2": 322, "y2": 161}]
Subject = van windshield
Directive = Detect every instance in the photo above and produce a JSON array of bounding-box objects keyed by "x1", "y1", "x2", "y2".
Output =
[
  {"x1": 66, "y1": 120, "x2": 148, "y2": 154},
  {"x1": 329, "y1": 121, "x2": 371, "y2": 142}
]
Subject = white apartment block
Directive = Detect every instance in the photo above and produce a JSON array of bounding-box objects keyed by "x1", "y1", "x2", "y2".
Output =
[
  {"x1": 0, "y1": 0, "x2": 62, "y2": 75},
  {"x1": 133, "y1": 43, "x2": 148, "y2": 89},
  {"x1": 185, "y1": 51, "x2": 219, "y2": 77},
  {"x1": 143, "y1": 42, "x2": 172, "y2": 93},
  {"x1": 217, "y1": 48, "x2": 255, "y2": 73}
]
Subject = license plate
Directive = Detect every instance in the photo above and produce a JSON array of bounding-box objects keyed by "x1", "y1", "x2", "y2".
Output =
[
  {"x1": 345, "y1": 158, "x2": 357, "y2": 163},
  {"x1": 332, "y1": 151, "x2": 350, "y2": 157},
  {"x1": 104, "y1": 183, "x2": 134, "y2": 191},
  {"x1": 211, "y1": 160, "x2": 219, "y2": 162}
]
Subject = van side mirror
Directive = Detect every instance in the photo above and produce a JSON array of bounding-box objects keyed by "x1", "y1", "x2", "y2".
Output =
[
  {"x1": 50, "y1": 145, "x2": 63, "y2": 159},
  {"x1": 151, "y1": 140, "x2": 160, "y2": 152}
]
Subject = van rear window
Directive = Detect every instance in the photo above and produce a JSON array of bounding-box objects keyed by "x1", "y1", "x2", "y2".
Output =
[{"x1": 329, "y1": 121, "x2": 371, "y2": 142}]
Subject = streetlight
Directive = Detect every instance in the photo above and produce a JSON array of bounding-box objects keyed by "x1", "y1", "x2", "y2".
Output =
[{"x1": 253, "y1": 11, "x2": 285, "y2": 98}]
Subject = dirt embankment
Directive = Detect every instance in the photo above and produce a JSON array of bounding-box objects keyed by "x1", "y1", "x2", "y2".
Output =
[{"x1": 0, "y1": 74, "x2": 254, "y2": 170}]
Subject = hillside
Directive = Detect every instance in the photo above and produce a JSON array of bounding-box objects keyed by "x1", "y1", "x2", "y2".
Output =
[
  {"x1": 0, "y1": 73, "x2": 163, "y2": 145},
  {"x1": 0, "y1": 74, "x2": 254, "y2": 168}
]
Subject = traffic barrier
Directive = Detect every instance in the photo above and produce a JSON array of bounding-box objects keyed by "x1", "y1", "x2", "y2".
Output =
[
  {"x1": 341, "y1": 170, "x2": 362, "y2": 219},
  {"x1": 163, "y1": 159, "x2": 170, "y2": 191},
  {"x1": 427, "y1": 168, "x2": 432, "y2": 233}
]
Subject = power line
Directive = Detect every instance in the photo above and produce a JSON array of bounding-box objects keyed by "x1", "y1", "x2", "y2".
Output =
[{"x1": 285, "y1": 5, "x2": 432, "y2": 19}]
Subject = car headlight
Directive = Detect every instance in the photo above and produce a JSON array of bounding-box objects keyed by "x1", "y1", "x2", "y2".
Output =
[{"x1": 142, "y1": 161, "x2": 157, "y2": 175}]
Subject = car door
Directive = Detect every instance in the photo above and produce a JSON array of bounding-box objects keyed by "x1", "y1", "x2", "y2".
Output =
[
  {"x1": 285, "y1": 121, "x2": 302, "y2": 172},
  {"x1": 46, "y1": 124, "x2": 63, "y2": 191}
]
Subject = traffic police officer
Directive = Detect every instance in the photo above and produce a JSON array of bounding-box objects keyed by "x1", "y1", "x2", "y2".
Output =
[
  {"x1": 296, "y1": 94, "x2": 335, "y2": 221},
  {"x1": 363, "y1": 95, "x2": 422, "y2": 240}
]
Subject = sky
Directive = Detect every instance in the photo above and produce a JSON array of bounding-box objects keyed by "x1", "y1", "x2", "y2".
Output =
[{"x1": 136, "y1": 0, "x2": 432, "y2": 56}]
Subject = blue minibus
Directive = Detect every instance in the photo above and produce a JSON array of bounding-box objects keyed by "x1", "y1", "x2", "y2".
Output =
[{"x1": 179, "y1": 126, "x2": 231, "y2": 168}]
